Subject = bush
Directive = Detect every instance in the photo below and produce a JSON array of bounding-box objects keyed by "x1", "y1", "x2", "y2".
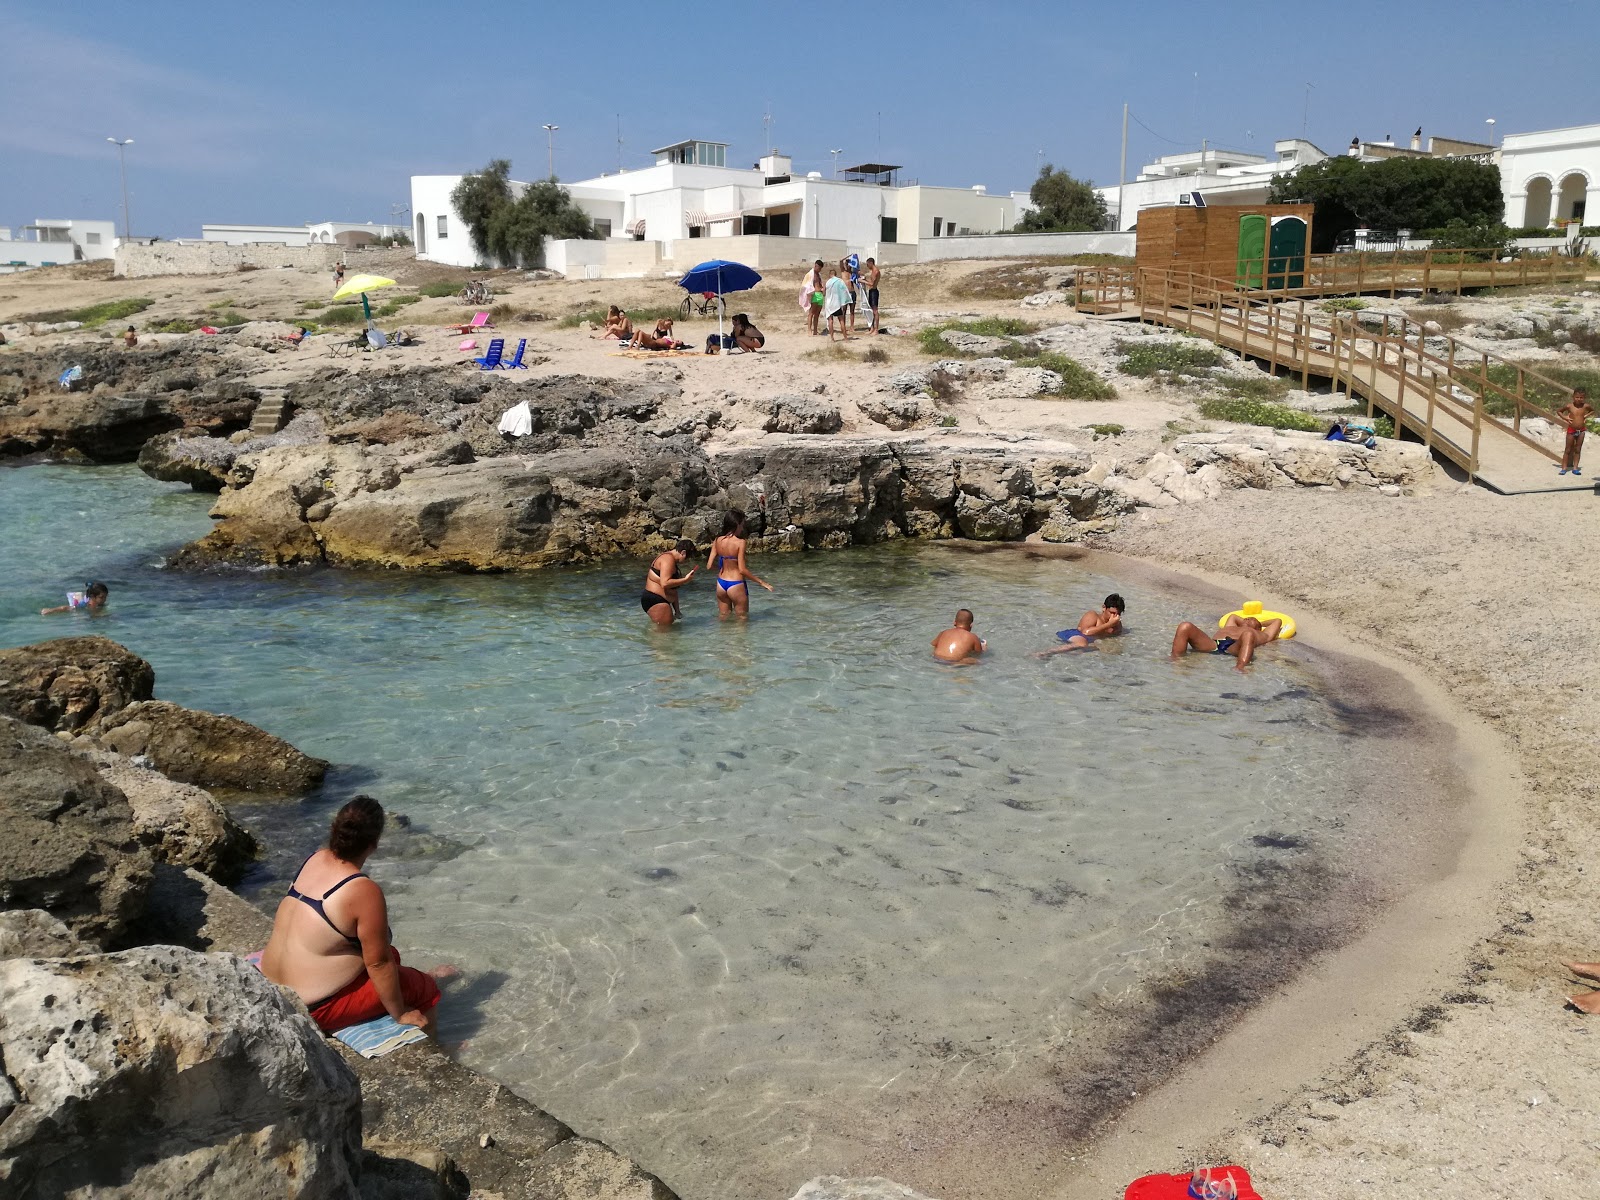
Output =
[
  {"x1": 319, "y1": 304, "x2": 367, "y2": 326},
  {"x1": 1269, "y1": 155, "x2": 1504, "y2": 251},
  {"x1": 1426, "y1": 221, "x2": 1511, "y2": 255},
  {"x1": 211, "y1": 309, "x2": 251, "y2": 328},
  {"x1": 916, "y1": 316, "x2": 1037, "y2": 355},
  {"x1": 1321, "y1": 297, "x2": 1368, "y2": 312},
  {"x1": 1197, "y1": 395, "x2": 1323, "y2": 432},
  {"x1": 1221, "y1": 375, "x2": 1292, "y2": 403},
  {"x1": 418, "y1": 280, "x2": 468, "y2": 298},
  {"x1": 862, "y1": 345, "x2": 889, "y2": 364},
  {"x1": 1026, "y1": 351, "x2": 1117, "y2": 400},
  {"x1": 150, "y1": 317, "x2": 198, "y2": 334},
  {"x1": 20, "y1": 297, "x2": 154, "y2": 327},
  {"x1": 1117, "y1": 340, "x2": 1225, "y2": 378},
  {"x1": 452, "y1": 160, "x2": 598, "y2": 268},
  {"x1": 372, "y1": 295, "x2": 421, "y2": 318},
  {"x1": 1089, "y1": 423, "x2": 1125, "y2": 437}
]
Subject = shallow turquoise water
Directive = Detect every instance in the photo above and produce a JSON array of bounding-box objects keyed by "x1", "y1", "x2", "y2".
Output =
[{"x1": 0, "y1": 463, "x2": 1369, "y2": 1199}]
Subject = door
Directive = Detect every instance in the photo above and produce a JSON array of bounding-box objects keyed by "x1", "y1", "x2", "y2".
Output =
[
  {"x1": 1268, "y1": 216, "x2": 1308, "y2": 290},
  {"x1": 1236, "y1": 214, "x2": 1266, "y2": 289}
]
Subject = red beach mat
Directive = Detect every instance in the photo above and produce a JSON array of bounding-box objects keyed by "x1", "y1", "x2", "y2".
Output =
[{"x1": 1125, "y1": 1166, "x2": 1262, "y2": 1200}]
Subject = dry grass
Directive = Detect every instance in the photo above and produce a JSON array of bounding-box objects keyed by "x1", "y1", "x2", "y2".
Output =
[
  {"x1": 1404, "y1": 305, "x2": 1472, "y2": 333},
  {"x1": 948, "y1": 255, "x2": 1132, "y2": 300}
]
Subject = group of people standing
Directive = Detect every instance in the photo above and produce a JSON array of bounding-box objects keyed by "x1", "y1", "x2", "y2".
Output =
[
  {"x1": 640, "y1": 510, "x2": 774, "y2": 626},
  {"x1": 802, "y1": 254, "x2": 881, "y2": 340}
]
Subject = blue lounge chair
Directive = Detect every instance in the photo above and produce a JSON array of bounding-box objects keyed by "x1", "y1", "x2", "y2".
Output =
[
  {"x1": 500, "y1": 338, "x2": 528, "y2": 370},
  {"x1": 474, "y1": 338, "x2": 505, "y2": 370}
]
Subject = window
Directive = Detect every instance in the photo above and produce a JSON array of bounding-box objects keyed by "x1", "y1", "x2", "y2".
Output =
[
  {"x1": 592, "y1": 219, "x2": 612, "y2": 238},
  {"x1": 437, "y1": 215, "x2": 448, "y2": 239},
  {"x1": 694, "y1": 143, "x2": 725, "y2": 167},
  {"x1": 688, "y1": 225, "x2": 703, "y2": 238},
  {"x1": 85, "y1": 232, "x2": 102, "y2": 245},
  {"x1": 932, "y1": 218, "x2": 943, "y2": 237},
  {"x1": 742, "y1": 215, "x2": 769, "y2": 235},
  {"x1": 768, "y1": 212, "x2": 791, "y2": 236},
  {"x1": 880, "y1": 216, "x2": 898, "y2": 243},
  {"x1": 1574, "y1": 199, "x2": 1588, "y2": 223}
]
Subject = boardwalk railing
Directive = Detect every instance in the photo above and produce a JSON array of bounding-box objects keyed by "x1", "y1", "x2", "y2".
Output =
[{"x1": 1125, "y1": 268, "x2": 1583, "y2": 480}]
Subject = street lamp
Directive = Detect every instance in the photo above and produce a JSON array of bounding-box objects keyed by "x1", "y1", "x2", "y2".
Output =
[
  {"x1": 106, "y1": 138, "x2": 133, "y2": 240},
  {"x1": 1485, "y1": 117, "x2": 1497, "y2": 146},
  {"x1": 830, "y1": 148, "x2": 843, "y2": 177},
  {"x1": 542, "y1": 124, "x2": 559, "y2": 178}
]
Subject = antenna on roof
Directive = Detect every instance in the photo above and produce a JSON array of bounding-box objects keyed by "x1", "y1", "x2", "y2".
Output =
[
  {"x1": 616, "y1": 114, "x2": 623, "y2": 173},
  {"x1": 763, "y1": 103, "x2": 772, "y2": 155}
]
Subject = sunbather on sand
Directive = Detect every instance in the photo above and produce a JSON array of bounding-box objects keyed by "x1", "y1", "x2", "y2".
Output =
[
  {"x1": 596, "y1": 306, "x2": 633, "y2": 341},
  {"x1": 1171, "y1": 613, "x2": 1282, "y2": 670},
  {"x1": 731, "y1": 313, "x2": 765, "y2": 352}
]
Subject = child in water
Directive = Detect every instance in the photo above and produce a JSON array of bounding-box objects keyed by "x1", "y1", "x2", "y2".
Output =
[{"x1": 41, "y1": 581, "x2": 109, "y2": 616}]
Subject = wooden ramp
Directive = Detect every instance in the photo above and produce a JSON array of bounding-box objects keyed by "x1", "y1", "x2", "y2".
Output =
[{"x1": 1078, "y1": 264, "x2": 1595, "y2": 495}]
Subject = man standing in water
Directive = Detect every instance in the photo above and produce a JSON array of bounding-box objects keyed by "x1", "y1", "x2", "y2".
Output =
[
  {"x1": 932, "y1": 609, "x2": 986, "y2": 662},
  {"x1": 640, "y1": 541, "x2": 696, "y2": 626},
  {"x1": 1555, "y1": 388, "x2": 1593, "y2": 476},
  {"x1": 1170, "y1": 613, "x2": 1282, "y2": 670}
]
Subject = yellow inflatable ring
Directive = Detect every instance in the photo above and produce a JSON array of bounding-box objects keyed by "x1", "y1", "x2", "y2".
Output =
[{"x1": 1220, "y1": 600, "x2": 1296, "y2": 639}]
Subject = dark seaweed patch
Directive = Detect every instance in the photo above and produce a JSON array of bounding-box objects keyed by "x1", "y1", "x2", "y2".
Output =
[
  {"x1": 1250, "y1": 832, "x2": 1306, "y2": 850},
  {"x1": 1029, "y1": 880, "x2": 1086, "y2": 907},
  {"x1": 1001, "y1": 798, "x2": 1044, "y2": 812},
  {"x1": 642, "y1": 867, "x2": 678, "y2": 881},
  {"x1": 1325, "y1": 696, "x2": 1417, "y2": 738}
]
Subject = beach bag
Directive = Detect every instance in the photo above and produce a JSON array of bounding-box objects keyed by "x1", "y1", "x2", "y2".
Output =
[{"x1": 704, "y1": 334, "x2": 720, "y2": 354}]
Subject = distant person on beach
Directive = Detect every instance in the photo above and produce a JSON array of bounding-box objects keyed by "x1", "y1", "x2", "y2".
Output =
[
  {"x1": 863, "y1": 258, "x2": 882, "y2": 333},
  {"x1": 706, "y1": 509, "x2": 774, "y2": 619},
  {"x1": 932, "y1": 609, "x2": 986, "y2": 662},
  {"x1": 1555, "y1": 388, "x2": 1593, "y2": 476},
  {"x1": 730, "y1": 313, "x2": 765, "y2": 352},
  {"x1": 1170, "y1": 613, "x2": 1283, "y2": 670},
  {"x1": 41, "y1": 581, "x2": 108, "y2": 616},
  {"x1": 277, "y1": 326, "x2": 311, "y2": 348},
  {"x1": 1561, "y1": 959, "x2": 1600, "y2": 1013},
  {"x1": 641, "y1": 540, "x2": 698, "y2": 625},
  {"x1": 633, "y1": 320, "x2": 682, "y2": 351},
  {"x1": 122, "y1": 325, "x2": 138, "y2": 348},
  {"x1": 599, "y1": 306, "x2": 633, "y2": 341},
  {"x1": 841, "y1": 253, "x2": 860, "y2": 334},
  {"x1": 824, "y1": 267, "x2": 852, "y2": 342},
  {"x1": 802, "y1": 260, "x2": 826, "y2": 336},
  {"x1": 1036, "y1": 593, "x2": 1125, "y2": 656},
  {"x1": 260, "y1": 796, "x2": 444, "y2": 1036},
  {"x1": 333, "y1": 262, "x2": 345, "y2": 289}
]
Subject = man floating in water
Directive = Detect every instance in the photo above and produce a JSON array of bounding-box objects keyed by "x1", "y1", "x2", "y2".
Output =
[
  {"x1": 41, "y1": 581, "x2": 108, "y2": 616},
  {"x1": 1171, "y1": 612, "x2": 1283, "y2": 670},
  {"x1": 640, "y1": 542, "x2": 696, "y2": 626},
  {"x1": 1037, "y1": 593, "x2": 1125, "y2": 657},
  {"x1": 932, "y1": 609, "x2": 986, "y2": 663}
]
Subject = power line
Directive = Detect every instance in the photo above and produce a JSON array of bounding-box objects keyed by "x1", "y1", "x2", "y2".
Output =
[{"x1": 1127, "y1": 110, "x2": 1190, "y2": 148}]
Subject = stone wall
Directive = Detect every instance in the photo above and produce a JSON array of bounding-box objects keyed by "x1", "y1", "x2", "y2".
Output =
[
  {"x1": 114, "y1": 243, "x2": 413, "y2": 280},
  {"x1": 916, "y1": 230, "x2": 1136, "y2": 261}
]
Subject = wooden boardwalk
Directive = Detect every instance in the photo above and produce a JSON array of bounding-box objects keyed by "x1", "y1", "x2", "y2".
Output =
[{"x1": 1077, "y1": 259, "x2": 1595, "y2": 495}]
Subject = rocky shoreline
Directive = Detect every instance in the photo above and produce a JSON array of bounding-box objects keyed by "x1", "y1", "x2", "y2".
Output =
[{"x1": 0, "y1": 635, "x2": 677, "y2": 1199}]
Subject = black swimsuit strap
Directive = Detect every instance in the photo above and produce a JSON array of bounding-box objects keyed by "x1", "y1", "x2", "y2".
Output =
[{"x1": 320, "y1": 872, "x2": 366, "y2": 899}]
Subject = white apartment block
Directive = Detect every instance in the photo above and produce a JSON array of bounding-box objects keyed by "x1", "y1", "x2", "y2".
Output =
[{"x1": 0, "y1": 218, "x2": 117, "y2": 272}]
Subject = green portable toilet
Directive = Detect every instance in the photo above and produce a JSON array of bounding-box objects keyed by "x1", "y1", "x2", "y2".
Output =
[
  {"x1": 1268, "y1": 216, "x2": 1308, "y2": 290},
  {"x1": 1236, "y1": 213, "x2": 1266, "y2": 289}
]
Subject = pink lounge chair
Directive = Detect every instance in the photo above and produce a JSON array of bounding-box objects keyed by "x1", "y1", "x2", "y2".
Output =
[{"x1": 450, "y1": 311, "x2": 492, "y2": 335}]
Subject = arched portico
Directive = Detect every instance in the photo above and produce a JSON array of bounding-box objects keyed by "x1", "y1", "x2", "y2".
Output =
[
  {"x1": 1556, "y1": 171, "x2": 1590, "y2": 224},
  {"x1": 1521, "y1": 176, "x2": 1553, "y2": 228}
]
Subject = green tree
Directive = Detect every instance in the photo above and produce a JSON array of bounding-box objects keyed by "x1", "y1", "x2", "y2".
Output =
[
  {"x1": 450, "y1": 160, "x2": 514, "y2": 261},
  {"x1": 1268, "y1": 155, "x2": 1504, "y2": 251},
  {"x1": 1016, "y1": 164, "x2": 1109, "y2": 233},
  {"x1": 451, "y1": 163, "x2": 597, "y2": 268}
]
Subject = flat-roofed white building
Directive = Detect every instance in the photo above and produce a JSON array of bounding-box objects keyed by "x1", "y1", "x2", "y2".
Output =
[
  {"x1": 1500, "y1": 122, "x2": 1600, "y2": 228},
  {"x1": 0, "y1": 218, "x2": 116, "y2": 272},
  {"x1": 410, "y1": 137, "x2": 1019, "y2": 275},
  {"x1": 200, "y1": 221, "x2": 406, "y2": 246}
]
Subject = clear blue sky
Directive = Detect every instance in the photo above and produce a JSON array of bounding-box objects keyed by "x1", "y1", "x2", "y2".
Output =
[{"x1": 2, "y1": 0, "x2": 1593, "y2": 238}]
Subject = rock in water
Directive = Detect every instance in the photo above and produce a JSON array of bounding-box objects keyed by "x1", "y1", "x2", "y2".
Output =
[
  {"x1": 0, "y1": 637, "x2": 155, "y2": 733},
  {"x1": 95, "y1": 700, "x2": 328, "y2": 795},
  {"x1": 0, "y1": 946, "x2": 362, "y2": 1198},
  {"x1": 0, "y1": 716, "x2": 152, "y2": 948}
]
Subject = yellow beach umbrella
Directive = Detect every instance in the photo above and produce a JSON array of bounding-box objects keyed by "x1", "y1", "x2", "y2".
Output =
[{"x1": 331, "y1": 273, "x2": 398, "y2": 321}]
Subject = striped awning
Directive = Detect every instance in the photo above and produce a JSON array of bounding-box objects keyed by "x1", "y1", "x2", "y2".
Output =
[
  {"x1": 628, "y1": 218, "x2": 646, "y2": 235},
  {"x1": 684, "y1": 209, "x2": 708, "y2": 227},
  {"x1": 703, "y1": 210, "x2": 743, "y2": 224}
]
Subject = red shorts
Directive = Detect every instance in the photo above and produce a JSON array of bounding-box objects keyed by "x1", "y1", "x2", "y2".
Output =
[{"x1": 308, "y1": 949, "x2": 441, "y2": 1033}]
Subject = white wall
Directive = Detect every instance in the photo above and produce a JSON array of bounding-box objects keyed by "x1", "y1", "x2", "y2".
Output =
[
  {"x1": 916, "y1": 231, "x2": 1135, "y2": 261},
  {"x1": 201, "y1": 224, "x2": 310, "y2": 246},
  {"x1": 1501, "y1": 123, "x2": 1600, "y2": 227},
  {"x1": 0, "y1": 219, "x2": 117, "y2": 270},
  {"x1": 901, "y1": 186, "x2": 1017, "y2": 243},
  {"x1": 410, "y1": 175, "x2": 476, "y2": 265}
]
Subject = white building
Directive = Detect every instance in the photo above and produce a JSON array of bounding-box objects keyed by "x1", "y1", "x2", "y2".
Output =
[
  {"x1": 1500, "y1": 122, "x2": 1600, "y2": 228},
  {"x1": 0, "y1": 218, "x2": 117, "y2": 272},
  {"x1": 199, "y1": 221, "x2": 406, "y2": 247},
  {"x1": 411, "y1": 138, "x2": 1020, "y2": 275}
]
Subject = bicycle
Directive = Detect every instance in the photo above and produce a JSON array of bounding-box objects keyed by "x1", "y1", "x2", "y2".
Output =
[
  {"x1": 460, "y1": 280, "x2": 493, "y2": 306},
  {"x1": 679, "y1": 291, "x2": 722, "y2": 320}
]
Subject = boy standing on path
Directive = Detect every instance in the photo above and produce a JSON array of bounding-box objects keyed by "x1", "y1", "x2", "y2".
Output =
[
  {"x1": 863, "y1": 258, "x2": 881, "y2": 333},
  {"x1": 1555, "y1": 388, "x2": 1594, "y2": 476}
]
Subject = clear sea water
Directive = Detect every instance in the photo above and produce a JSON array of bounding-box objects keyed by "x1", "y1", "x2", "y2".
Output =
[{"x1": 0, "y1": 463, "x2": 1373, "y2": 1199}]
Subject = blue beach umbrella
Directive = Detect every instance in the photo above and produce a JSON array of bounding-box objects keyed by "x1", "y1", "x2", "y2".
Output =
[{"x1": 677, "y1": 259, "x2": 762, "y2": 342}]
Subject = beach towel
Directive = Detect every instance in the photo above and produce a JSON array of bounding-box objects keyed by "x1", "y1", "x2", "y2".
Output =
[
  {"x1": 824, "y1": 275, "x2": 851, "y2": 318},
  {"x1": 458, "y1": 338, "x2": 478, "y2": 352},
  {"x1": 241, "y1": 950, "x2": 428, "y2": 1059},
  {"x1": 498, "y1": 400, "x2": 533, "y2": 438},
  {"x1": 1125, "y1": 1166, "x2": 1262, "y2": 1200},
  {"x1": 608, "y1": 349, "x2": 703, "y2": 359}
]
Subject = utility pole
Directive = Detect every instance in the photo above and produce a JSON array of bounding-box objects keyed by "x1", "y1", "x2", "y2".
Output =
[
  {"x1": 763, "y1": 104, "x2": 772, "y2": 155},
  {"x1": 616, "y1": 114, "x2": 623, "y2": 172},
  {"x1": 1302, "y1": 82, "x2": 1314, "y2": 140},
  {"x1": 542, "y1": 124, "x2": 559, "y2": 178},
  {"x1": 1118, "y1": 103, "x2": 1128, "y2": 231},
  {"x1": 106, "y1": 138, "x2": 133, "y2": 240}
]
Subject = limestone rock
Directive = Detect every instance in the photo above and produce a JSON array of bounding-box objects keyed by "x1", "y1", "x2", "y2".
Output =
[
  {"x1": 858, "y1": 395, "x2": 933, "y2": 430},
  {"x1": 0, "y1": 908, "x2": 84, "y2": 958},
  {"x1": 940, "y1": 330, "x2": 1011, "y2": 355},
  {"x1": 95, "y1": 700, "x2": 328, "y2": 795},
  {"x1": 519, "y1": 1138, "x2": 675, "y2": 1200},
  {"x1": 137, "y1": 429, "x2": 238, "y2": 491},
  {"x1": 89, "y1": 749, "x2": 259, "y2": 881},
  {"x1": 761, "y1": 393, "x2": 844, "y2": 435},
  {"x1": 1020, "y1": 290, "x2": 1068, "y2": 308},
  {"x1": 0, "y1": 391, "x2": 181, "y2": 461},
  {"x1": 791, "y1": 1178, "x2": 940, "y2": 1200},
  {"x1": 0, "y1": 946, "x2": 362, "y2": 1198},
  {"x1": 0, "y1": 636, "x2": 155, "y2": 732},
  {"x1": 0, "y1": 715, "x2": 152, "y2": 948}
]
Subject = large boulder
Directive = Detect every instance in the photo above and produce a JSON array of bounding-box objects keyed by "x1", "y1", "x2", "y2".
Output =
[
  {"x1": 88, "y1": 749, "x2": 259, "y2": 881},
  {"x1": 137, "y1": 430, "x2": 238, "y2": 491},
  {"x1": 95, "y1": 700, "x2": 328, "y2": 795},
  {"x1": 0, "y1": 946, "x2": 362, "y2": 1198},
  {"x1": 0, "y1": 636, "x2": 155, "y2": 732},
  {"x1": 0, "y1": 391, "x2": 182, "y2": 462},
  {"x1": 760, "y1": 393, "x2": 844, "y2": 435},
  {"x1": 0, "y1": 716, "x2": 152, "y2": 948}
]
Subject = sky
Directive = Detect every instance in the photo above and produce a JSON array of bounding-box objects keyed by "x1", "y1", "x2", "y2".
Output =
[{"x1": 2, "y1": 0, "x2": 1595, "y2": 239}]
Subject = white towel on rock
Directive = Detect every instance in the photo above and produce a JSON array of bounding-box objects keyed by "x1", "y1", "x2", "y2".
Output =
[{"x1": 498, "y1": 400, "x2": 533, "y2": 438}]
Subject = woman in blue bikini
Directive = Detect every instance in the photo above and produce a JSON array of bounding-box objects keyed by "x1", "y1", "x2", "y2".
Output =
[{"x1": 706, "y1": 510, "x2": 774, "y2": 619}]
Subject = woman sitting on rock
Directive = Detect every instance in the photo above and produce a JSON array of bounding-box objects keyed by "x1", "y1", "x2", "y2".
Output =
[{"x1": 261, "y1": 796, "x2": 442, "y2": 1035}]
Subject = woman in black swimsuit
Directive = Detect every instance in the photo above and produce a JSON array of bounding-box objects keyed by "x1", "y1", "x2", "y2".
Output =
[
  {"x1": 641, "y1": 539, "x2": 697, "y2": 626},
  {"x1": 730, "y1": 313, "x2": 764, "y2": 352}
]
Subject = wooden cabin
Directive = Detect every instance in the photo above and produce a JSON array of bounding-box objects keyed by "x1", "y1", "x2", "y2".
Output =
[{"x1": 1135, "y1": 203, "x2": 1315, "y2": 289}]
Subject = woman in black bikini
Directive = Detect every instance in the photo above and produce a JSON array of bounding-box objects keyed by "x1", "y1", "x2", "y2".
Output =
[
  {"x1": 641, "y1": 539, "x2": 697, "y2": 625},
  {"x1": 706, "y1": 510, "x2": 774, "y2": 619},
  {"x1": 730, "y1": 313, "x2": 764, "y2": 352}
]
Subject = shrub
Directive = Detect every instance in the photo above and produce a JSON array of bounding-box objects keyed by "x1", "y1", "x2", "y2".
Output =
[
  {"x1": 20, "y1": 297, "x2": 154, "y2": 327},
  {"x1": 1026, "y1": 351, "x2": 1117, "y2": 400},
  {"x1": 1089, "y1": 423, "x2": 1125, "y2": 437},
  {"x1": 212, "y1": 309, "x2": 251, "y2": 328},
  {"x1": 557, "y1": 305, "x2": 681, "y2": 329},
  {"x1": 372, "y1": 295, "x2": 421, "y2": 318},
  {"x1": 419, "y1": 281, "x2": 467, "y2": 298},
  {"x1": 1221, "y1": 375, "x2": 1292, "y2": 403},
  {"x1": 150, "y1": 317, "x2": 198, "y2": 334},
  {"x1": 916, "y1": 316, "x2": 1037, "y2": 356},
  {"x1": 926, "y1": 368, "x2": 962, "y2": 402},
  {"x1": 862, "y1": 345, "x2": 889, "y2": 364},
  {"x1": 1321, "y1": 297, "x2": 1368, "y2": 312},
  {"x1": 1197, "y1": 395, "x2": 1323, "y2": 432},
  {"x1": 451, "y1": 160, "x2": 598, "y2": 268},
  {"x1": 1117, "y1": 340, "x2": 1225, "y2": 378},
  {"x1": 318, "y1": 304, "x2": 366, "y2": 326}
]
